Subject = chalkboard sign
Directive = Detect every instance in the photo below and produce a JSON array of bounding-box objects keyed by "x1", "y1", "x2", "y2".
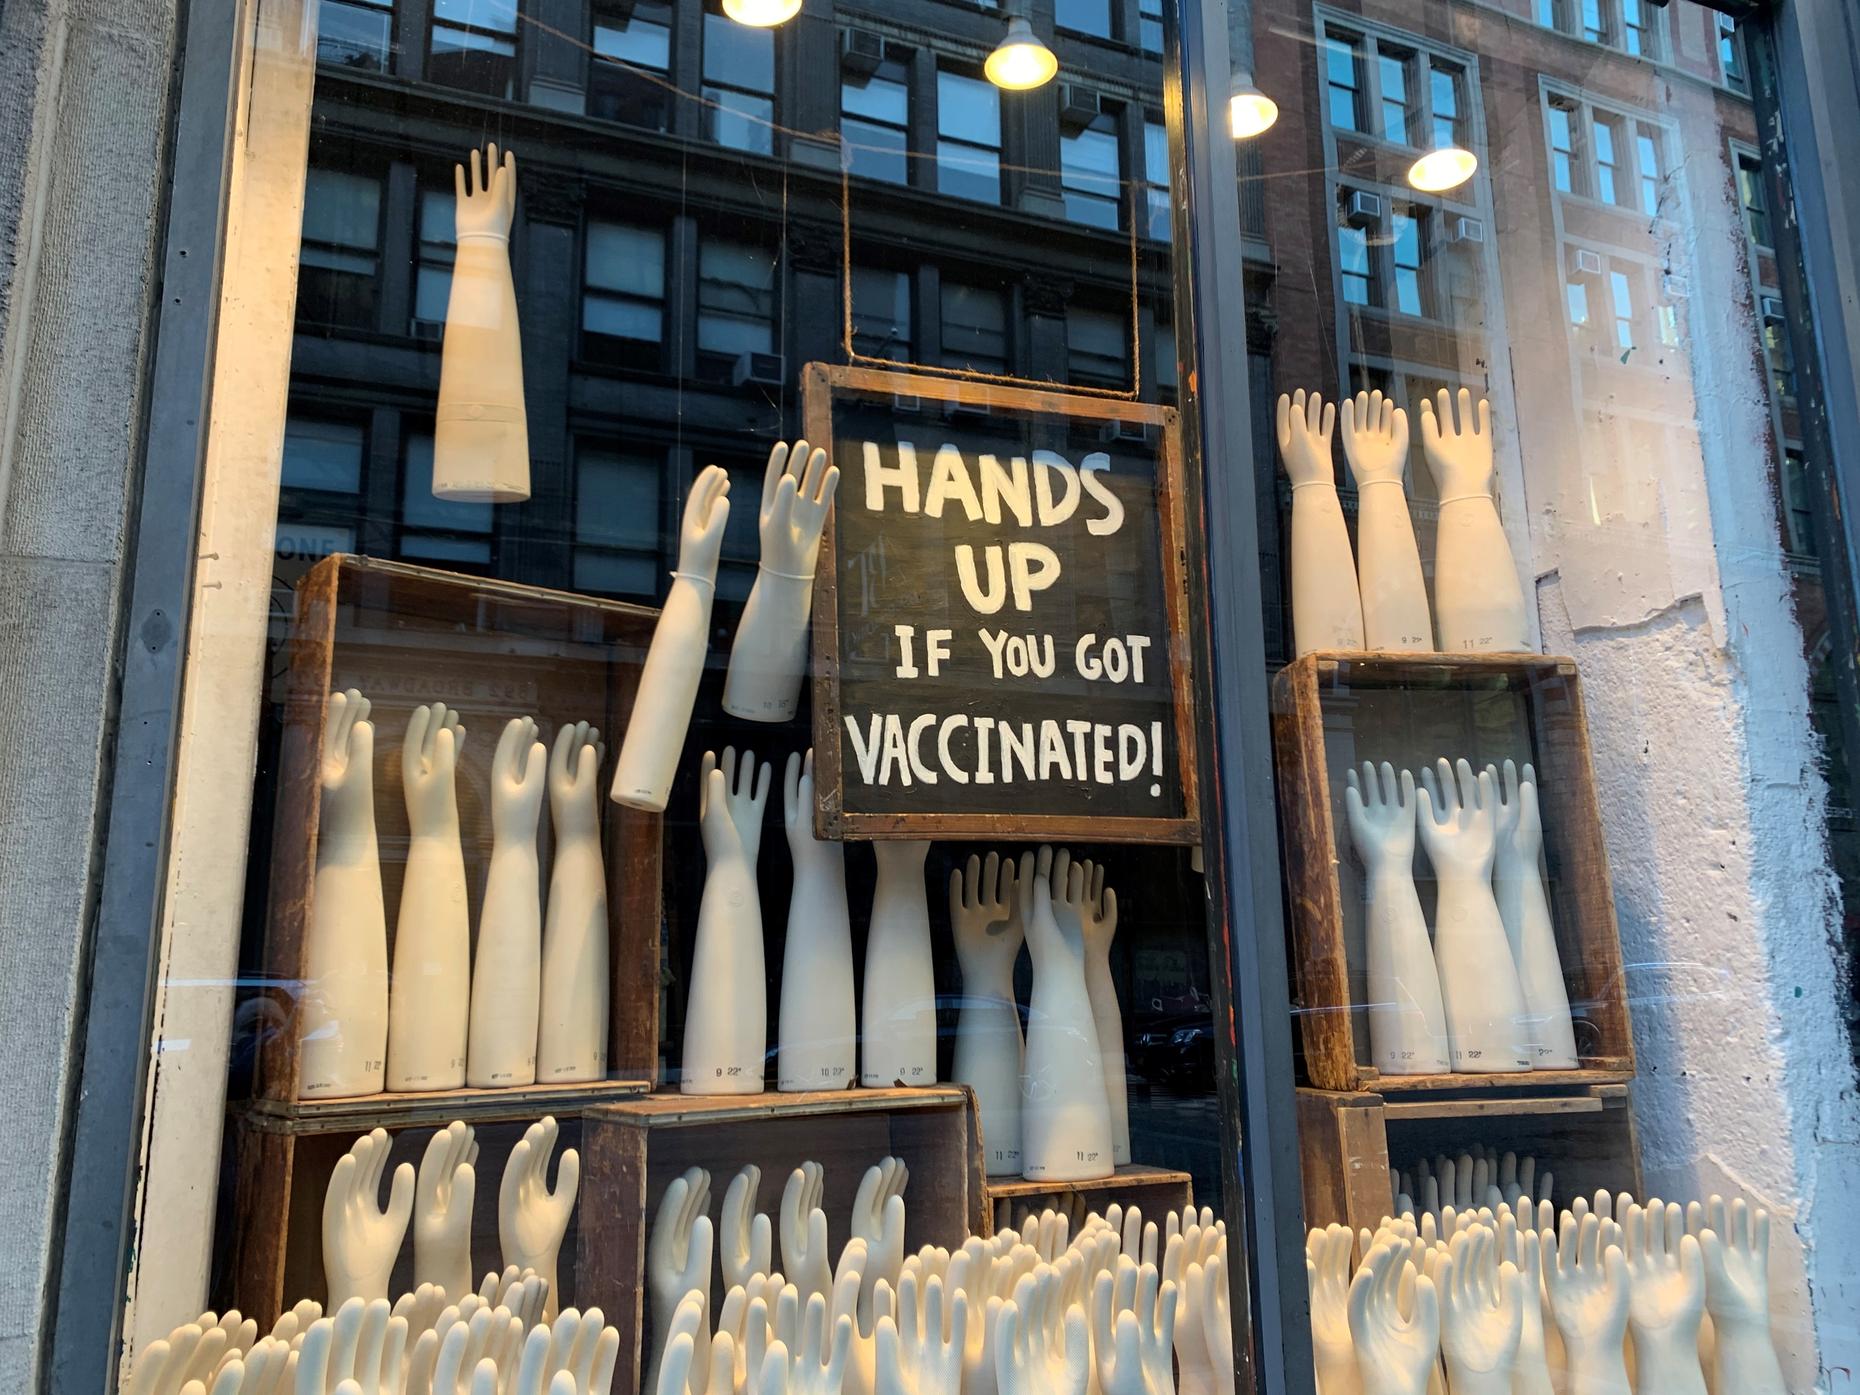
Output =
[{"x1": 804, "y1": 364, "x2": 1199, "y2": 843}]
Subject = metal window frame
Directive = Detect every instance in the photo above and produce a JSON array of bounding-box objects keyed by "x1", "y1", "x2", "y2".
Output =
[{"x1": 45, "y1": 1, "x2": 1860, "y2": 1394}]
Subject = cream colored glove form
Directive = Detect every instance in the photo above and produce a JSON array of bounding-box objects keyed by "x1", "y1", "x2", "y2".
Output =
[
  {"x1": 833, "y1": 1244, "x2": 891, "y2": 1395},
  {"x1": 724, "y1": 441, "x2": 841, "y2": 722},
  {"x1": 773, "y1": 1290, "x2": 853, "y2": 1395},
  {"x1": 1173, "y1": 1259, "x2": 1217, "y2": 1395},
  {"x1": 474, "y1": 1266, "x2": 550, "y2": 1333},
  {"x1": 995, "y1": 1267, "x2": 1090, "y2": 1395},
  {"x1": 1347, "y1": 1243, "x2": 1438, "y2": 1395},
  {"x1": 302, "y1": 689, "x2": 388, "y2": 1099},
  {"x1": 723, "y1": 1166, "x2": 776, "y2": 1290},
  {"x1": 201, "y1": 1336, "x2": 297, "y2": 1395},
  {"x1": 612, "y1": 465, "x2": 731, "y2": 812},
  {"x1": 294, "y1": 1299, "x2": 409, "y2": 1395},
  {"x1": 323, "y1": 1130, "x2": 415, "y2": 1307},
  {"x1": 1698, "y1": 1196, "x2": 1785, "y2": 1395},
  {"x1": 1436, "y1": 1227, "x2": 1522, "y2": 1395},
  {"x1": 1307, "y1": 1225, "x2": 1362, "y2": 1395},
  {"x1": 1416, "y1": 759, "x2": 1531, "y2": 1073},
  {"x1": 1023, "y1": 850, "x2": 1115, "y2": 1181},
  {"x1": 950, "y1": 851, "x2": 1026, "y2": 1176},
  {"x1": 130, "y1": 1313, "x2": 262, "y2": 1395},
  {"x1": 1489, "y1": 761, "x2": 1578, "y2": 1070},
  {"x1": 1089, "y1": 1263, "x2": 1177, "y2": 1395},
  {"x1": 850, "y1": 1159, "x2": 909, "y2": 1325},
  {"x1": 1076, "y1": 862, "x2": 1129, "y2": 1166},
  {"x1": 389, "y1": 703, "x2": 470, "y2": 1090},
  {"x1": 1277, "y1": 389, "x2": 1365, "y2": 656},
  {"x1": 538, "y1": 721, "x2": 608, "y2": 1084},
  {"x1": 1200, "y1": 1255, "x2": 1236, "y2": 1395},
  {"x1": 414, "y1": 1122, "x2": 479, "y2": 1308},
  {"x1": 1339, "y1": 390, "x2": 1430, "y2": 651},
  {"x1": 875, "y1": 1274, "x2": 967, "y2": 1395},
  {"x1": 1542, "y1": 1214, "x2": 1629, "y2": 1395},
  {"x1": 1507, "y1": 1229, "x2": 1554, "y2": 1395},
  {"x1": 469, "y1": 716, "x2": 546, "y2": 1086},
  {"x1": 684, "y1": 747, "x2": 772, "y2": 1093},
  {"x1": 499, "y1": 1117, "x2": 579, "y2": 1321},
  {"x1": 655, "y1": 1296, "x2": 712, "y2": 1395},
  {"x1": 781, "y1": 1164, "x2": 832, "y2": 1309},
  {"x1": 647, "y1": 1169, "x2": 716, "y2": 1395},
  {"x1": 1344, "y1": 762, "x2": 1449, "y2": 1075},
  {"x1": 1418, "y1": 389, "x2": 1526, "y2": 653},
  {"x1": 512, "y1": 1307, "x2": 622, "y2": 1395},
  {"x1": 421, "y1": 1305, "x2": 525, "y2": 1395},
  {"x1": 778, "y1": 752, "x2": 855, "y2": 1091},
  {"x1": 1622, "y1": 1200, "x2": 1706, "y2": 1395}
]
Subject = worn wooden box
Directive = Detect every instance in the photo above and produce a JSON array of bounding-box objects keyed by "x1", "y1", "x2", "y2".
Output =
[
  {"x1": 254, "y1": 554, "x2": 662, "y2": 1109},
  {"x1": 1296, "y1": 1085, "x2": 1645, "y2": 1238},
  {"x1": 229, "y1": 1092, "x2": 631, "y2": 1327},
  {"x1": 578, "y1": 1088, "x2": 987, "y2": 1395},
  {"x1": 984, "y1": 1164, "x2": 1195, "y2": 1236},
  {"x1": 1272, "y1": 652, "x2": 1634, "y2": 1093}
]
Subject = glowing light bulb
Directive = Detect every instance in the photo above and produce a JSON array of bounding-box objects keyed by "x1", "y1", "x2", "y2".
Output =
[
  {"x1": 1408, "y1": 144, "x2": 1478, "y2": 192},
  {"x1": 986, "y1": 16, "x2": 1058, "y2": 91},
  {"x1": 722, "y1": 0, "x2": 801, "y2": 26},
  {"x1": 1228, "y1": 75, "x2": 1278, "y2": 138}
]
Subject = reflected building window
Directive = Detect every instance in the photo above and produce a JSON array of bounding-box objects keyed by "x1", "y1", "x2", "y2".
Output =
[
  {"x1": 1066, "y1": 307, "x2": 1128, "y2": 388},
  {"x1": 590, "y1": 0, "x2": 673, "y2": 131},
  {"x1": 1763, "y1": 303, "x2": 1798, "y2": 404},
  {"x1": 936, "y1": 70, "x2": 1003, "y2": 204},
  {"x1": 1546, "y1": 90, "x2": 1671, "y2": 219},
  {"x1": 1139, "y1": 0, "x2": 1163, "y2": 54},
  {"x1": 1392, "y1": 205, "x2": 1427, "y2": 316},
  {"x1": 400, "y1": 431, "x2": 494, "y2": 564},
  {"x1": 697, "y1": 238, "x2": 779, "y2": 375},
  {"x1": 1378, "y1": 48, "x2": 1414, "y2": 145},
  {"x1": 299, "y1": 167, "x2": 382, "y2": 330},
  {"x1": 1636, "y1": 129, "x2": 1664, "y2": 216},
  {"x1": 317, "y1": 0, "x2": 395, "y2": 71},
  {"x1": 1144, "y1": 119, "x2": 1172, "y2": 242},
  {"x1": 1580, "y1": 0, "x2": 1609, "y2": 44},
  {"x1": 703, "y1": 9, "x2": 776, "y2": 154},
  {"x1": 1337, "y1": 189, "x2": 1380, "y2": 308},
  {"x1": 1609, "y1": 268, "x2": 1636, "y2": 350},
  {"x1": 1055, "y1": 0, "x2": 1112, "y2": 40},
  {"x1": 1429, "y1": 63, "x2": 1465, "y2": 149},
  {"x1": 1061, "y1": 101, "x2": 1123, "y2": 230},
  {"x1": 1718, "y1": 14, "x2": 1746, "y2": 92},
  {"x1": 940, "y1": 282, "x2": 1008, "y2": 375},
  {"x1": 1326, "y1": 33, "x2": 1364, "y2": 133},
  {"x1": 582, "y1": 221, "x2": 666, "y2": 368},
  {"x1": 851, "y1": 268, "x2": 913, "y2": 361},
  {"x1": 412, "y1": 188, "x2": 456, "y2": 335},
  {"x1": 1594, "y1": 115, "x2": 1622, "y2": 205},
  {"x1": 1549, "y1": 97, "x2": 1583, "y2": 195},
  {"x1": 429, "y1": 0, "x2": 517, "y2": 99},
  {"x1": 842, "y1": 49, "x2": 911, "y2": 186},
  {"x1": 574, "y1": 446, "x2": 663, "y2": 597},
  {"x1": 1622, "y1": 0, "x2": 1657, "y2": 58},
  {"x1": 1738, "y1": 154, "x2": 1773, "y2": 249},
  {"x1": 282, "y1": 415, "x2": 366, "y2": 493}
]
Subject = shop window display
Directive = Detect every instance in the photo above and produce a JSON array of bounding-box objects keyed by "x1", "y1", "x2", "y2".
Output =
[{"x1": 20, "y1": 1, "x2": 1855, "y2": 1393}]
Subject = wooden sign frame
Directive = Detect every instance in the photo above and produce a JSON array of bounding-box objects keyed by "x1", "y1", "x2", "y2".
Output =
[{"x1": 803, "y1": 363, "x2": 1200, "y2": 844}]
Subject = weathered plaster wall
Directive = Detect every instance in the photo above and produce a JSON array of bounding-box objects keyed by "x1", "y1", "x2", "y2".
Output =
[
  {"x1": 1528, "y1": 107, "x2": 1860, "y2": 1389},
  {"x1": 0, "y1": 0, "x2": 180, "y2": 1389}
]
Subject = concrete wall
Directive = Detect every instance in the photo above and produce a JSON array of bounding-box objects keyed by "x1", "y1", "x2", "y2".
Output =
[{"x1": 0, "y1": 0, "x2": 181, "y2": 1389}]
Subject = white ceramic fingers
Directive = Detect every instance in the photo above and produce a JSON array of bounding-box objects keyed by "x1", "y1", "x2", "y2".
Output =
[
  {"x1": 1490, "y1": 760, "x2": 1579, "y2": 1069},
  {"x1": 1340, "y1": 390, "x2": 1430, "y2": 651},
  {"x1": 782, "y1": 1163, "x2": 833, "y2": 1308},
  {"x1": 1543, "y1": 1213, "x2": 1630, "y2": 1395},
  {"x1": 1075, "y1": 862, "x2": 1128, "y2": 1167},
  {"x1": 433, "y1": 144, "x2": 529, "y2": 504},
  {"x1": 323, "y1": 1130, "x2": 415, "y2": 1307},
  {"x1": 725, "y1": 441, "x2": 841, "y2": 722},
  {"x1": 647, "y1": 1170, "x2": 715, "y2": 1395},
  {"x1": 779, "y1": 750, "x2": 856, "y2": 1091},
  {"x1": 1436, "y1": 1226, "x2": 1522, "y2": 1395},
  {"x1": 613, "y1": 465, "x2": 732, "y2": 812},
  {"x1": 1698, "y1": 1196, "x2": 1784, "y2": 1395},
  {"x1": 539, "y1": 721, "x2": 609, "y2": 1083},
  {"x1": 1622, "y1": 1200, "x2": 1707, "y2": 1395},
  {"x1": 499, "y1": 1117, "x2": 579, "y2": 1320},
  {"x1": 1344, "y1": 762, "x2": 1449, "y2": 1074},
  {"x1": 950, "y1": 851, "x2": 1026, "y2": 1176},
  {"x1": 389, "y1": 703, "x2": 470, "y2": 1090},
  {"x1": 303, "y1": 689, "x2": 389, "y2": 1099},
  {"x1": 1348, "y1": 1242, "x2": 1439, "y2": 1395},
  {"x1": 861, "y1": 841, "x2": 936, "y2": 1088},
  {"x1": 723, "y1": 1166, "x2": 775, "y2": 1289},
  {"x1": 470, "y1": 717, "x2": 546, "y2": 1086},
  {"x1": 1419, "y1": 389, "x2": 1526, "y2": 653},
  {"x1": 1020, "y1": 849, "x2": 1114, "y2": 1182},
  {"x1": 1278, "y1": 389, "x2": 1365, "y2": 656},
  {"x1": 414, "y1": 1121, "x2": 479, "y2": 1303},
  {"x1": 685, "y1": 747, "x2": 772, "y2": 1093}
]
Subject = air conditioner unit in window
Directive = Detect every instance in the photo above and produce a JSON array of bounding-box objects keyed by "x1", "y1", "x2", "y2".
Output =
[
  {"x1": 1569, "y1": 247, "x2": 1604, "y2": 277},
  {"x1": 893, "y1": 393, "x2": 922, "y2": 414},
  {"x1": 732, "y1": 351, "x2": 786, "y2": 388},
  {"x1": 1760, "y1": 294, "x2": 1786, "y2": 320},
  {"x1": 841, "y1": 28, "x2": 884, "y2": 79},
  {"x1": 945, "y1": 396, "x2": 993, "y2": 420},
  {"x1": 411, "y1": 319, "x2": 445, "y2": 341},
  {"x1": 1663, "y1": 272, "x2": 1690, "y2": 300},
  {"x1": 1447, "y1": 216, "x2": 1485, "y2": 245},
  {"x1": 1059, "y1": 84, "x2": 1105, "y2": 133},
  {"x1": 1100, "y1": 419, "x2": 1153, "y2": 445},
  {"x1": 1345, "y1": 190, "x2": 1382, "y2": 227}
]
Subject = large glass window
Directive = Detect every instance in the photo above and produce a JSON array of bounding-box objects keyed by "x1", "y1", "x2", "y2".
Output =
[
  {"x1": 842, "y1": 55, "x2": 911, "y2": 186},
  {"x1": 703, "y1": 10, "x2": 775, "y2": 154},
  {"x1": 428, "y1": 0, "x2": 517, "y2": 98},
  {"x1": 936, "y1": 69, "x2": 1002, "y2": 203},
  {"x1": 1061, "y1": 109, "x2": 1123, "y2": 231},
  {"x1": 940, "y1": 281, "x2": 1008, "y2": 374},
  {"x1": 316, "y1": 0, "x2": 395, "y2": 71},
  {"x1": 1065, "y1": 305, "x2": 1128, "y2": 387},
  {"x1": 1055, "y1": 0, "x2": 1113, "y2": 40},
  {"x1": 1326, "y1": 32, "x2": 1364, "y2": 132},
  {"x1": 590, "y1": 0, "x2": 673, "y2": 130},
  {"x1": 412, "y1": 187, "x2": 456, "y2": 333},
  {"x1": 574, "y1": 446, "x2": 663, "y2": 596},
  {"x1": 582, "y1": 221, "x2": 666, "y2": 367},
  {"x1": 850, "y1": 267, "x2": 913, "y2": 361},
  {"x1": 297, "y1": 167, "x2": 381, "y2": 329},
  {"x1": 697, "y1": 237, "x2": 778, "y2": 367}
]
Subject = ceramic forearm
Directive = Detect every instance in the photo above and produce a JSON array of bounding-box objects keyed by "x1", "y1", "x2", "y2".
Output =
[
  {"x1": 614, "y1": 576, "x2": 715, "y2": 812},
  {"x1": 1354, "y1": 478, "x2": 1431, "y2": 651},
  {"x1": 1710, "y1": 1317, "x2": 1784, "y2": 1395},
  {"x1": 778, "y1": 838, "x2": 855, "y2": 1091},
  {"x1": 685, "y1": 855, "x2": 766, "y2": 1091},
  {"x1": 435, "y1": 236, "x2": 528, "y2": 501},
  {"x1": 1431, "y1": 875, "x2": 1531, "y2": 1073},
  {"x1": 1363, "y1": 867, "x2": 1449, "y2": 1074},
  {"x1": 303, "y1": 822, "x2": 388, "y2": 1098},
  {"x1": 862, "y1": 843, "x2": 936, "y2": 1088},
  {"x1": 1492, "y1": 849, "x2": 1577, "y2": 1069},
  {"x1": 724, "y1": 568, "x2": 815, "y2": 723},
  {"x1": 1290, "y1": 481, "x2": 1366, "y2": 656},
  {"x1": 538, "y1": 832, "x2": 609, "y2": 1081},
  {"x1": 389, "y1": 832, "x2": 471, "y2": 1089},
  {"x1": 1632, "y1": 1330, "x2": 1707, "y2": 1395},
  {"x1": 469, "y1": 838, "x2": 542, "y2": 1085},
  {"x1": 1563, "y1": 1351, "x2": 1631, "y2": 1395},
  {"x1": 1432, "y1": 497, "x2": 1526, "y2": 653},
  {"x1": 953, "y1": 970, "x2": 1023, "y2": 1175},
  {"x1": 1022, "y1": 965, "x2": 1112, "y2": 1181},
  {"x1": 1082, "y1": 948, "x2": 1130, "y2": 1165}
]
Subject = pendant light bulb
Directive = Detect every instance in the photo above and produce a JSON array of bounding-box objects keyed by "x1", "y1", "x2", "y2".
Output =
[
  {"x1": 1408, "y1": 143, "x2": 1478, "y2": 192},
  {"x1": 722, "y1": 0, "x2": 801, "y2": 26},
  {"x1": 1228, "y1": 73, "x2": 1278, "y2": 138},
  {"x1": 986, "y1": 16, "x2": 1059, "y2": 91}
]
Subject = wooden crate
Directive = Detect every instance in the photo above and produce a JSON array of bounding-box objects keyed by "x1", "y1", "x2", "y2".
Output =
[
  {"x1": 228, "y1": 1088, "x2": 640, "y2": 1327},
  {"x1": 1296, "y1": 1085, "x2": 1645, "y2": 1238},
  {"x1": 578, "y1": 1088, "x2": 987, "y2": 1395},
  {"x1": 255, "y1": 554, "x2": 663, "y2": 1107},
  {"x1": 984, "y1": 1165, "x2": 1195, "y2": 1236},
  {"x1": 1272, "y1": 652, "x2": 1634, "y2": 1093}
]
